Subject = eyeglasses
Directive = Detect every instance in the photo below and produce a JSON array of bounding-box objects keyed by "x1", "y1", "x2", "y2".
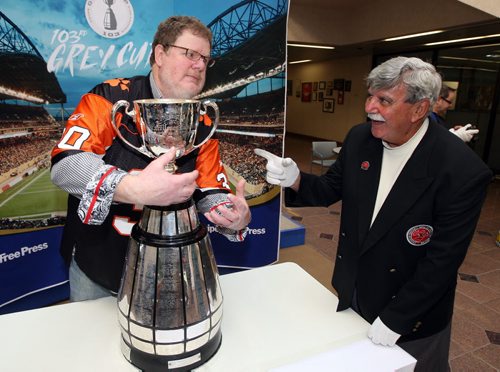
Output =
[
  {"x1": 164, "y1": 44, "x2": 215, "y2": 67},
  {"x1": 440, "y1": 96, "x2": 453, "y2": 104}
]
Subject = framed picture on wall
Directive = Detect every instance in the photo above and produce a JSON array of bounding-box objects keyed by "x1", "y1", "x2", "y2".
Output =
[
  {"x1": 302, "y1": 82, "x2": 312, "y2": 102},
  {"x1": 337, "y1": 90, "x2": 344, "y2": 105},
  {"x1": 318, "y1": 91, "x2": 324, "y2": 101},
  {"x1": 323, "y1": 98, "x2": 335, "y2": 113},
  {"x1": 334, "y1": 78, "x2": 345, "y2": 91},
  {"x1": 319, "y1": 81, "x2": 326, "y2": 90}
]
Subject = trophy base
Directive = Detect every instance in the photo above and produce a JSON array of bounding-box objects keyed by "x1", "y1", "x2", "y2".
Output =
[{"x1": 120, "y1": 331, "x2": 222, "y2": 372}]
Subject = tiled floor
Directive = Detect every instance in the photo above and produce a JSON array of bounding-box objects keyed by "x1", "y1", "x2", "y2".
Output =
[{"x1": 277, "y1": 133, "x2": 500, "y2": 371}]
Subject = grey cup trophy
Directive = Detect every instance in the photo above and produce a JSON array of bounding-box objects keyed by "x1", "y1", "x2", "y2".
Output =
[{"x1": 111, "y1": 99, "x2": 223, "y2": 372}]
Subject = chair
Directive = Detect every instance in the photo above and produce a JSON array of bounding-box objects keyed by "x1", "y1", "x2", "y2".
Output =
[{"x1": 311, "y1": 141, "x2": 337, "y2": 173}]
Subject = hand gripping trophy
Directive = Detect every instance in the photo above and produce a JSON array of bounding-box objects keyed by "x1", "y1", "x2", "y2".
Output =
[{"x1": 111, "y1": 98, "x2": 223, "y2": 372}]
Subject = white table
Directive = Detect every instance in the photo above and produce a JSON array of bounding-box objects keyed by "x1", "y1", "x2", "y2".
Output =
[{"x1": 0, "y1": 263, "x2": 415, "y2": 372}]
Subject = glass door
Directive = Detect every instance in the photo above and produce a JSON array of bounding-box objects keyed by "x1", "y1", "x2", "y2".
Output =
[{"x1": 436, "y1": 43, "x2": 500, "y2": 172}]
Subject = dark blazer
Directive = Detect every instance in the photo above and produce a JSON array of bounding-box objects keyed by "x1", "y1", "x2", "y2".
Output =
[{"x1": 286, "y1": 120, "x2": 492, "y2": 342}]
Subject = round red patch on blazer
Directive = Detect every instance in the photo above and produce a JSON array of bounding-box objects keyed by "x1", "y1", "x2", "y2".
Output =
[{"x1": 406, "y1": 225, "x2": 433, "y2": 246}]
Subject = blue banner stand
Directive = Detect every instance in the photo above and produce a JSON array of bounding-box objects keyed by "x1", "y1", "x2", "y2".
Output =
[{"x1": 0, "y1": 227, "x2": 69, "y2": 315}]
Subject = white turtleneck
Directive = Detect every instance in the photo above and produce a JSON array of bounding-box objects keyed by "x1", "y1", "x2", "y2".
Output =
[{"x1": 370, "y1": 118, "x2": 429, "y2": 227}]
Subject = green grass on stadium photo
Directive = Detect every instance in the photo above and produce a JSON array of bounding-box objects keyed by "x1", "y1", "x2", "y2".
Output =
[{"x1": 0, "y1": 169, "x2": 68, "y2": 220}]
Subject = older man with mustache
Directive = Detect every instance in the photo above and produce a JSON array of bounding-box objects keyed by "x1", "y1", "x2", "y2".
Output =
[{"x1": 255, "y1": 56, "x2": 492, "y2": 371}]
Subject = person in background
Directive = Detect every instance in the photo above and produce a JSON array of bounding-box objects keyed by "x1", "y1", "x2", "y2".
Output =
[
  {"x1": 430, "y1": 84, "x2": 456, "y2": 126},
  {"x1": 431, "y1": 84, "x2": 479, "y2": 143},
  {"x1": 255, "y1": 56, "x2": 492, "y2": 371},
  {"x1": 51, "y1": 16, "x2": 251, "y2": 302}
]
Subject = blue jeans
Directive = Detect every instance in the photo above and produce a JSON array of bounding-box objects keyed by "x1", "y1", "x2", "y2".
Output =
[{"x1": 69, "y1": 257, "x2": 113, "y2": 301}]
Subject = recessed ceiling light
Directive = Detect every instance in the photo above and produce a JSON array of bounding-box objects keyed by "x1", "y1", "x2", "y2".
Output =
[
  {"x1": 383, "y1": 30, "x2": 444, "y2": 41},
  {"x1": 289, "y1": 59, "x2": 312, "y2": 65},
  {"x1": 437, "y1": 65, "x2": 497, "y2": 73},
  {"x1": 287, "y1": 43, "x2": 335, "y2": 50},
  {"x1": 425, "y1": 34, "x2": 500, "y2": 46},
  {"x1": 440, "y1": 56, "x2": 500, "y2": 64},
  {"x1": 461, "y1": 43, "x2": 500, "y2": 49}
]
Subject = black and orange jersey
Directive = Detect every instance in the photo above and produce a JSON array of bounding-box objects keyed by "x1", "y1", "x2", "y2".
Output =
[
  {"x1": 51, "y1": 74, "x2": 231, "y2": 291},
  {"x1": 51, "y1": 75, "x2": 227, "y2": 188}
]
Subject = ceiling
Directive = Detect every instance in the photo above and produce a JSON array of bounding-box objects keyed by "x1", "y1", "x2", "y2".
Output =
[{"x1": 286, "y1": 0, "x2": 500, "y2": 64}]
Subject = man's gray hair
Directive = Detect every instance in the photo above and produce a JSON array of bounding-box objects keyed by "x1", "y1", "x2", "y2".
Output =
[{"x1": 366, "y1": 57, "x2": 442, "y2": 108}]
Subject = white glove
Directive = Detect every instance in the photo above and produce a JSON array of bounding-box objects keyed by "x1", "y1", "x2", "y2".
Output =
[
  {"x1": 254, "y1": 148, "x2": 299, "y2": 187},
  {"x1": 368, "y1": 317, "x2": 401, "y2": 346},
  {"x1": 449, "y1": 124, "x2": 479, "y2": 143}
]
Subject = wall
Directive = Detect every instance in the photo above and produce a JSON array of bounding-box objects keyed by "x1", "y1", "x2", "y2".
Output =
[{"x1": 286, "y1": 54, "x2": 371, "y2": 142}]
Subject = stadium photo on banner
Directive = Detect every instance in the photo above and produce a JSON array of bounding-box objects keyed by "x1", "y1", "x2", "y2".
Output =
[{"x1": 0, "y1": 0, "x2": 289, "y2": 313}]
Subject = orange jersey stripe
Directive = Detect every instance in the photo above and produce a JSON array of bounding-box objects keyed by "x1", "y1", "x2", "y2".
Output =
[
  {"x1": 196, "y1": 139, "x2": 230, "y2": 191},
  {"x1": 51, "y1": 93, "x2": 117, "y2": 159}
]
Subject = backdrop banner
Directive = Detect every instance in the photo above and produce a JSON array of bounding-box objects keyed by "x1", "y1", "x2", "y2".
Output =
[
  {"x1": 0, "y1": 0, "x2": 289, "y2": 311},
  {"x1": 0, "y1": 227, "x2": 68, "y2": 314}
]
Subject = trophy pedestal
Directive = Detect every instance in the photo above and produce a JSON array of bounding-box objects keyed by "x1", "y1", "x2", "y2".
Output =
[
  {"x1": 117, "y1": 200, "x2": 224, "y2": 372},
  {"x1": 121, "y1": 331, "x2": 222, "y2": 371}
]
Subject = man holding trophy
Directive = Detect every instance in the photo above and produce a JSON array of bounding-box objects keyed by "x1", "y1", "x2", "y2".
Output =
[{"x1": 51, "y1": 16, "x2": 251, "y2": 302}]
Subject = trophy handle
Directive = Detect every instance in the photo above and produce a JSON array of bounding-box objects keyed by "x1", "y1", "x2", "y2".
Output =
[
  {"x1": 193, "y1": 100, "x2": 219, "y2": 150},
  {"x1": 111, "y1": 100, "x2": 155, "y2": 159}
]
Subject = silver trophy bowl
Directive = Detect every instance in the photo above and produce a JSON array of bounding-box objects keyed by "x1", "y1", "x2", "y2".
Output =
[
  {"x1": 111, "y1": 98, "x2": 219, "y2": 172},
  {"x1": 111, "y1": 98, "x2": 223, "y2": 371}
]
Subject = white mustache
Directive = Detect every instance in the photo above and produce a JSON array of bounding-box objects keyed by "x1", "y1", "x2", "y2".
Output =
[{"x1": 368, "y1": 113, "x2": 385, "y2": 122}]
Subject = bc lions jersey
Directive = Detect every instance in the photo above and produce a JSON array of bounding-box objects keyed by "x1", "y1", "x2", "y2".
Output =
[{"x1": 51, "y1": 74, "x2": 231, "y2": 291}]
